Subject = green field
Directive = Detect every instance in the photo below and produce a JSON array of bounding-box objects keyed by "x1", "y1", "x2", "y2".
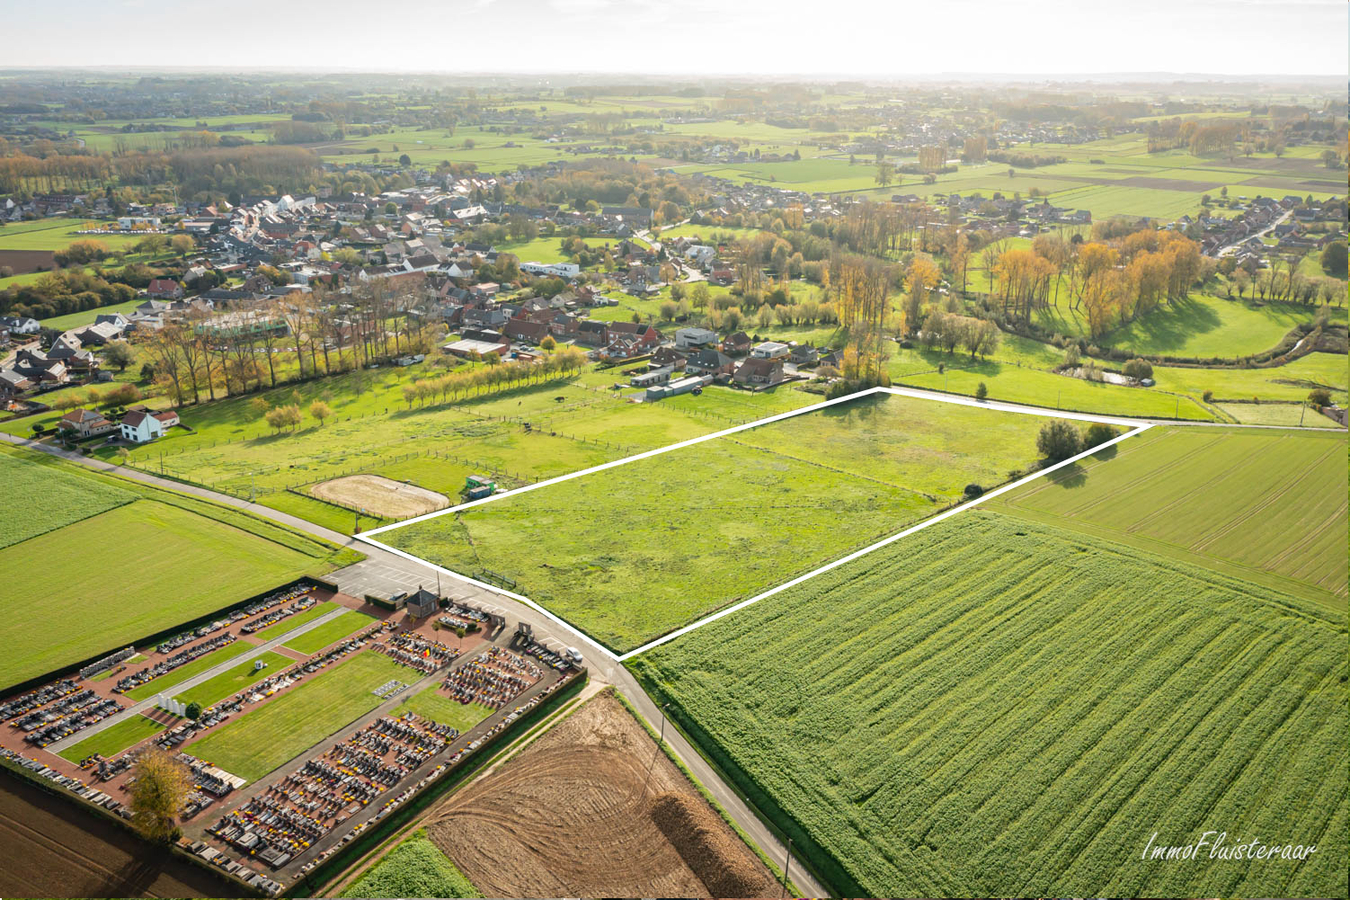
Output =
[
  {"x1": 56, "y1": 715, "x2": 167, "y2": 763},
  {"x1": 383, "y1": 393, "x2": 1062, "y2": 651},
  {"x1": 0, "y1": 218, "x2": 144, "y2": 252},
  {"x1": 393, "y1": 685, "x2": 494, "y2": 734},
  {"x1": 282, "y1": 608, "x2": 376, "y2": 655},
  {"x1": 340, "y1": 829, "x2": 481, "y2": 899},
  {"x1": 629, "y1": 513, "x2": 1347, "y2": 898},
  {"x1": 125, "y1": 641, "x2": 252, "y2": 701},
  {"x1": 38, "y1": 297, "x2": 144, "y2": 331},
  {"x1": 995, "y1": 427, "x2": 1347, "y2": 603},
  {"x1": 174, "y1": 651, "x2": 294, "y2": 709},
  {"x1": 1034, "y1": 295, "x2": 1337, "y2": 360},
  {"x1": 185, "y1": 651, "x2": 410, "y2": 782},
  {"x1": 0, "y1": 446, "x2": 355, "y2": 690},
  {"x1": 254, "y1": 600, "x2": 344, "y2": 642},
  {"x1": 0, "y1": 447, "x2": 135, "y2": 549}
]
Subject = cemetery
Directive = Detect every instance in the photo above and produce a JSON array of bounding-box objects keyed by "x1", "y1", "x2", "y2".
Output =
[{"x1": 0, "y1": 577, "x2": 585, "y2": 895}]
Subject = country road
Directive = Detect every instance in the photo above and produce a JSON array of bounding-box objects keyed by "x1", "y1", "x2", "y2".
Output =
[{"x1": 0, "y1": 430, "x2": 826, "y2": 896}]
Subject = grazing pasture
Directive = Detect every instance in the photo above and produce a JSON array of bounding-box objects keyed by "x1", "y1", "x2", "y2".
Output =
[
  {"x1": 186, "y1": 651, "x2": 410, "y2": 782},
  {"x1": 629, "y1": 513, "x2": 1347, "y2": 898},
  {"x1": 995, "y1": 426, "x2": 1348, "y2": 602},
  {"x1": 382, "y1": 393, "x2": 1059, "y2": 651}
]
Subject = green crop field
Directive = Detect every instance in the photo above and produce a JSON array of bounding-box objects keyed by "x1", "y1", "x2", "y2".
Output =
[
  {"x1": 0, "y1": 446, "x2": 354, "y2": 690},
  {"x1": 282, "y1": 608, "x2": 376, "y2": 655},
  {"x1": 0, "y1": 218, "x2": 143, "y2": 252},
  {"x1": 994, "y1": 426, "x2": 1348, "y2": 603},
  {"x1": 124, "y1": 641, "x2": 252, "y2": 701},
  {"x1": 56, "y1": 715, "x2": 167, "y2": 763},
  {"x1": 185, "y1": 651, "x2": 411, "y2": 783},
  {"x1": 0, "y1": 447, "x2": 135, "y2": 549},
  {"x1": 340, "y1": 829, "x2": 481, "y2": 899},
  {"x1": 382, "y1": 393, "x2": 1061, "y2": 651},
  {"x1": 629, "y1": 513, "x2": 1347, "y2": 898},
  {"x1": 174, "y1": 651, "x2": 294, "y2": 709},
  {"x1": 393, "y1": 685, "x2": 495, "y2": 734}
]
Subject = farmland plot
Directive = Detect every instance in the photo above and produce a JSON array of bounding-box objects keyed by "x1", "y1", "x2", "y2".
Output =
[
  {"x1": 0, "y1": 447, "x2": 135, "y2": 549},
  {"x1": 995, "y1": 427, "x2": 1347, "y2": 603},
  {"x1": 381, "y1": 394, "x2": 1058, "y2": 652},
  {"x1": 629, "y1": 513, "x2": 1347, "y2": 898}
]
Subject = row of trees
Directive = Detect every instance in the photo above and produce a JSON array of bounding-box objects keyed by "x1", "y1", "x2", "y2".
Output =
[{"x1": 399, "y1": 347, "x2": 587, "y2": 409}]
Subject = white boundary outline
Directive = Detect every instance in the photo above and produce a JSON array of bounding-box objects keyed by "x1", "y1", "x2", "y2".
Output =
[{"x1": 355, "y1": 385, "x2": 1153, "y2": 661}]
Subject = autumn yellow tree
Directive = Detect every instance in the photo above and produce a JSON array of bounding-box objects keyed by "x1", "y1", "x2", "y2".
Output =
[{"x1": 130, "y1": 750, "x2": 189, "y2": 842}]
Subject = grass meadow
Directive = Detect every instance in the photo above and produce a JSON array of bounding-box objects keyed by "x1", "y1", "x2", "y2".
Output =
[
  {"x1": 185, "y1": 650, "x2": 410, "y2": 782},
  {"x1": 629, "y1": 513, "x2": 1347, "y2": 898},
  {"x1": 383, "y1": 393, "x2": 1060, "y2": 652},
  {"x1": 282, "y1": 608, "x2": 376, "y2": 655}
]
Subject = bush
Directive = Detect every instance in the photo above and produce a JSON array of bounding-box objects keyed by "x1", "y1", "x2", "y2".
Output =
[
  {"x1": 1122, "y1": 358, "x2": 1153, "y2": 381},
  {"x1": 974, "y1": 381, "x2": 988, "y2": 401},
  {"x1": 1082, "y1": 422, "x2": 1118, "y2": 450},
  {"x1": 1037, "y1": 419, "x2": 1082, "y2": 462},
  {"x1": 1308, "y1": 388, "x2": 1332, "y2": 408},
  {"x1": 963, "y1": 483, "x2": 984, "y2": 499}
]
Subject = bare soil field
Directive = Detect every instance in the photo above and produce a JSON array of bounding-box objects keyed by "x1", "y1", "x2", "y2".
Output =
[
  {"x1": 0, "y1": 771, "x2": 245, "y2": 898},
  {"x1": 426, "y1": 691, "x2": 776, "y2": 898},
  {"x1": 310, "y1": 473, "x2": 449, "y2": 518},
  {"x1": 0, "y1": 249, "x2": 56, "y2": 275}
]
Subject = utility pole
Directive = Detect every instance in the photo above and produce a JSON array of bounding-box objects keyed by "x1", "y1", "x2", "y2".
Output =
[
  {"x1": 782, "y1": 837, "x2": 793, "y2": 898},
  {"x1": 659, "y1": 702, "x2": 669, "y2": 745}
]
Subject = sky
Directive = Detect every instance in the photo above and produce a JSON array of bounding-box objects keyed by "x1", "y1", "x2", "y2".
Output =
[{"x1": 1, "y1": 0, "x2": 1346, "y2": 76}]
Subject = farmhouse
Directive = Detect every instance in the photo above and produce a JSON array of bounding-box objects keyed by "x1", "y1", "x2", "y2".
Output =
[
  {"x1": 119, "y1": 408, "x2": 176, "y2": 443},
  {"x1": 733, "y1": 357, "x2": 784, "y2": 387},
  {"x1": 58, "y1": 408, "x2": 116, "y2": 438}
]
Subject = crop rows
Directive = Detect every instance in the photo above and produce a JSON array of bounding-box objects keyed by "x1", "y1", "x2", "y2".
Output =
[{"x1": 629, "y1": 513, "x2": 1347, "y2": 898}]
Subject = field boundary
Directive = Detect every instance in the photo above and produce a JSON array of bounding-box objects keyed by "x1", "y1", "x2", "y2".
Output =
[{"x1": 356, "y1": 385, "x2": 1151, "y2": 660}]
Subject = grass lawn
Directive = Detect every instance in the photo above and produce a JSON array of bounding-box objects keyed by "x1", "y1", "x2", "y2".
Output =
[
  {"x1": 340, "y1": 829, "x2": 481, "y2": 899},
  {"x1": 39, "y1": 298, "x2": 144, "y2": 331},
  {"x1": 629, "y1": 513, "x2": 1347, "y2": 898},
  {"x1": 56, "y1": 715, "x2": 166, "y2": 763},
  {"x1": 393, "y1": 685, "x2": 494, "y2": 734},
  {"x1": 383, "y1": 393, "x2": 1061, "y2": 652},
  {"x1": 185, "y1": 651, "x2": 410, "y2": 783},
  {"x1": 254, "y1": 600, "x2": 344, "y2": 642},
  {"x1": 1150, "y1": 351, "x2": 1349, "y2": 406},
  {"x1": 893, "y1": 356, "x2": 1214, "y2": 420},
  {"x1": 174, "y1": 651, "x2": 294, "y2": 709},
  {"x1": 282, "y1": 609, "x2": 376, "y2": 655},
  {"x1": 0, "y1": 447, "x2": 356, "y2": 690},
  {"x1": 125, "y1": 641, "x2": 252, "y2": 701},
  {"x1": 0, "y1": 218, "x2": 143, "y2": 252},
  {"x1": 994, "y1": 426, "x2": 1348, "y2": 604},
  {"x1": 1214, "y1": 401, "x2": 1341, "y2": 428}
]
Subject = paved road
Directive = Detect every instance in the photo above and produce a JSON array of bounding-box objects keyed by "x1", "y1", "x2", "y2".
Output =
[
  {"x1": 1, "y1": 431, "x2": 824, "y2": 894},
  {"x1": 47, "y1": 606, "x2": 351, "y2": 753}
]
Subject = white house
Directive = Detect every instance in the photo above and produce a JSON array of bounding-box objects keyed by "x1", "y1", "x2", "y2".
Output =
[
  {"x1": 520, "y1": 261, "x2": 581, "y2": 279},
  {"x1": 675, "y1": 327, "x2": 718, "y2": 350},
  {"x1": 751, "y1": 341, "x2": 791, "y2": 359},
  {"x1": 119, "y1": 409, "x2": 166, "y2": 443},
  {"x1": 0, "y1": 316, "x2": 41, "y2": 335}
]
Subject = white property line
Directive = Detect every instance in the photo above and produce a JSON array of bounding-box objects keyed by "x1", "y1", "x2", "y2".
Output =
[
  {"x1": 361, "y1": 385, "x2": 1141, "y2": 538},
  {"x1": 354, "y1": 384, "x2": 1153, "y2": 661},
  {"x1": 616, "y1": 422, "x2": 1153, "y2": 660}
]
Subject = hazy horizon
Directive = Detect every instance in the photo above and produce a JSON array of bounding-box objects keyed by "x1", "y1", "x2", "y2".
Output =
[{"x1": 3, "y1": 0, "x2": 1346, "y2": 77}]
